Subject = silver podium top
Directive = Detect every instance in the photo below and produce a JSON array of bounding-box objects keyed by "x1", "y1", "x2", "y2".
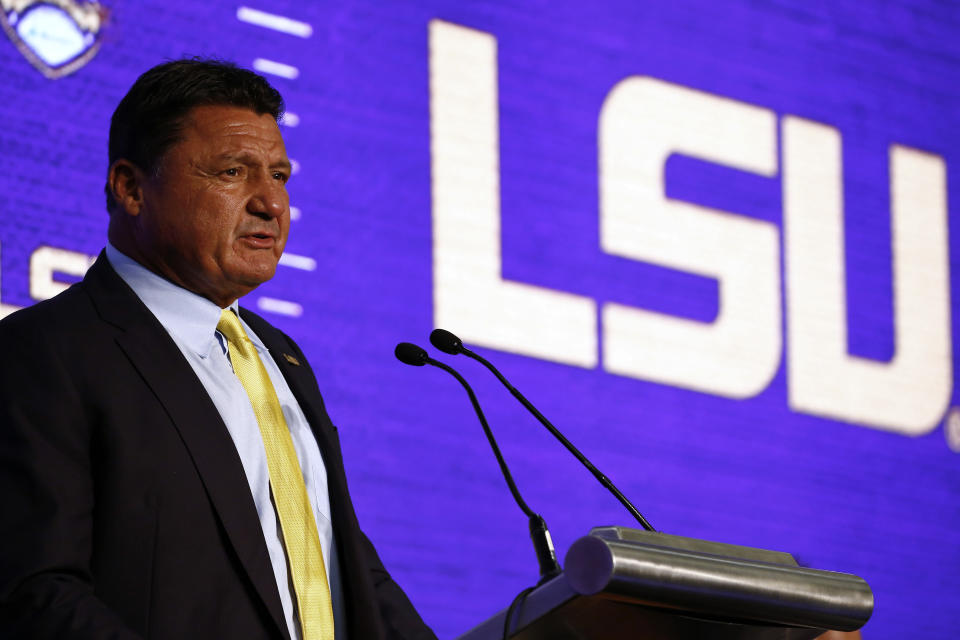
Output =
[{"x1": 565, "y1": 528, "x2": 873, "y2": 632}]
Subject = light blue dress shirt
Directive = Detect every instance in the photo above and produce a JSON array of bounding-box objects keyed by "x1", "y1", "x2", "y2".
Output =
[{"x1": 106, "y1": 244, "x2": 344, "y2": 640}]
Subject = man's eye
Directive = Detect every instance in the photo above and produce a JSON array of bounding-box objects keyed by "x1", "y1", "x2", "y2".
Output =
[
  {"x1": 224, "y1": 167, "x2": 240, "y2": 177},
  {"x1": 273, "y1": 171, "x2": 289, "y2": 182}
]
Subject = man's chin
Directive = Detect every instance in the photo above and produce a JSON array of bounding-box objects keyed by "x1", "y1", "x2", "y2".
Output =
[
  {"x1": 234, "y1": 262, "x2": 280, "y2": 290},
  {"x1": 201, "y1": 263, "x2": 280, "y2": 307}
]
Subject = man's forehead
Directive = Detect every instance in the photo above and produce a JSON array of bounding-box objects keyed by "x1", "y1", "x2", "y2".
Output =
[
  {"x1": 178, "y1": 105, "x2": 287, "y2": 154},
  {"x1": 183, "y1": 105, "x2": 283, "y2": 138}
]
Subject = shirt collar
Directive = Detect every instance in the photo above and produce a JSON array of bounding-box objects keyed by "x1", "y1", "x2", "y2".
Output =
[{"x1": 105, "y1": 243, "x2": 268, "y2": 358}]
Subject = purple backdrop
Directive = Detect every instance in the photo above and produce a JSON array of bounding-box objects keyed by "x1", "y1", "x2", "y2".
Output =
[{"x1": 1, "y1": 1, "x2": 958, "y2": 638}]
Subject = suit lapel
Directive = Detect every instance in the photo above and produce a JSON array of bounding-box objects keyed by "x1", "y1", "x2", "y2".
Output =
[{"x1": 84, "y1": 255, "x2": 290, "y2": 639}]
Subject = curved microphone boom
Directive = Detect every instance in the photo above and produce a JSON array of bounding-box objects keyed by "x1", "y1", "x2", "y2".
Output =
[
  {"x1": 394, "y1": 342, "x2": 562, "y2": 582},
  {"x1": 429, "y1": 329, "x2": 656, "y2": 532}
]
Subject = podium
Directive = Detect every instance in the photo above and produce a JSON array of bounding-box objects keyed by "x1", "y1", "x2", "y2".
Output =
[{"x1": 456, "y1": 527, "x2": 873, "y2": 640}]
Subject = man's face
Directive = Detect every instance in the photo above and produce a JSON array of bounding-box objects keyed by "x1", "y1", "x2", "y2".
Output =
[{"x1": 130, "y1": 104, "x2": 291, "y2": 307}]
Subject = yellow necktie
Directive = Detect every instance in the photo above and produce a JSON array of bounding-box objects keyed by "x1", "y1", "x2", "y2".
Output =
[{"x1": 217, "y1": 309, "x2": 334, "y2": 640}]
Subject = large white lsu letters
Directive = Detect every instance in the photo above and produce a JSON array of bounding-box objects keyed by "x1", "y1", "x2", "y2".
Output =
[
  {"x1": 599, "y1": 77, "x2": 781, "y2": 398},
  {"x1": 782, "y1": 117, "x2": 953, "y2": 435},
  {"x1": 427, "y1": 20, "x2": 954, "y2": 434},
  {"x1": 428, "y1": 20, "x2": 597, "y2": 367}
]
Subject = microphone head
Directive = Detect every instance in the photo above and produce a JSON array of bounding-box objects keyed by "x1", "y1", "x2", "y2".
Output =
[
  {"x1": 430, "y1": 328, "x2": 463, "y2": 355},
  {"x1": 395, "y1": 342, "x2": 429, "y2": 366}
]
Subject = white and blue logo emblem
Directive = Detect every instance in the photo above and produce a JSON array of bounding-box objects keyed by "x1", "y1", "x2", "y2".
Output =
[{"x1": 1, "y1": 0, "x2": 106, "y2": 79}]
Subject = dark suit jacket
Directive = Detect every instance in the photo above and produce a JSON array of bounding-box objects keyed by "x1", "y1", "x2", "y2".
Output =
[{"x1": 0, "y1": 254, "x2": 436, "y2": 640}]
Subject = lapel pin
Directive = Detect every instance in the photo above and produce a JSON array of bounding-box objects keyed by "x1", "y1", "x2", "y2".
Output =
[{"x1": 282, "y1": 353, "x2": 301, "y2": 366}]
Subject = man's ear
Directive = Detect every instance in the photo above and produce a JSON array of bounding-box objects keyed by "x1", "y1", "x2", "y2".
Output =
[{"x1": 108, "y1": 159, "x2": 146, "y2": 216}]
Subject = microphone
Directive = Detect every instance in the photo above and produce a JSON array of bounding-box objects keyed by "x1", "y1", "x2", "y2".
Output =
[
  {"x1": 394, "y1": 342, "x2": 561, "y2": 582},
  {"x1": 429, "y1": 329, "x2": 656, "y2": 532},
  {"x1": 395, "y1": 342, "x2": 429, "y2": 366}
]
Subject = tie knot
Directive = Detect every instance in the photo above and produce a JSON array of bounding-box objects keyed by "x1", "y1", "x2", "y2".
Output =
[{"x1": 217, "y1": 309, "x2": 248, "y2": 346}]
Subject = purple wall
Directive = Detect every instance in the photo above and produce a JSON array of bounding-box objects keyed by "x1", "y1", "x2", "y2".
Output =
[{"x1": 1, "y1": 1, "x2": 958, "y2": 638}]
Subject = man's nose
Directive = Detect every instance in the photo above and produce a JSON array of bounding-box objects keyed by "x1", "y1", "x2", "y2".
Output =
[{"x1": 247, "y1": 172, "x2": 288, "y2": 218}]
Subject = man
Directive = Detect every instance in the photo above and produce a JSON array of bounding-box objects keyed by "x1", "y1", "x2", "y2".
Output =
[{"x1": 0, "y1": 59, "x2": 437, "y2": 640}]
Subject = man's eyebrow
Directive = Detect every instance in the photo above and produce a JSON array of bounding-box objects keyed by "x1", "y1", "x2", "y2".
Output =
[
  {"x1": 213, "y1": 153, "x2": 291, "y2": 171},
  {"x1": 214, "y1": 151, "x2": 253, "y2": 163}
]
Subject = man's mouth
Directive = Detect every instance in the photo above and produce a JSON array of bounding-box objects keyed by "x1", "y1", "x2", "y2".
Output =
[{"x1": 240, "y1": 231, "x2": 277, "y2": 248}]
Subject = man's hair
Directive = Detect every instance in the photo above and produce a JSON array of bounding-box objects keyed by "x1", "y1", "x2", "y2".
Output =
[{"x1": 106, "y1": 58, "x2": 285, "y2": 211}]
